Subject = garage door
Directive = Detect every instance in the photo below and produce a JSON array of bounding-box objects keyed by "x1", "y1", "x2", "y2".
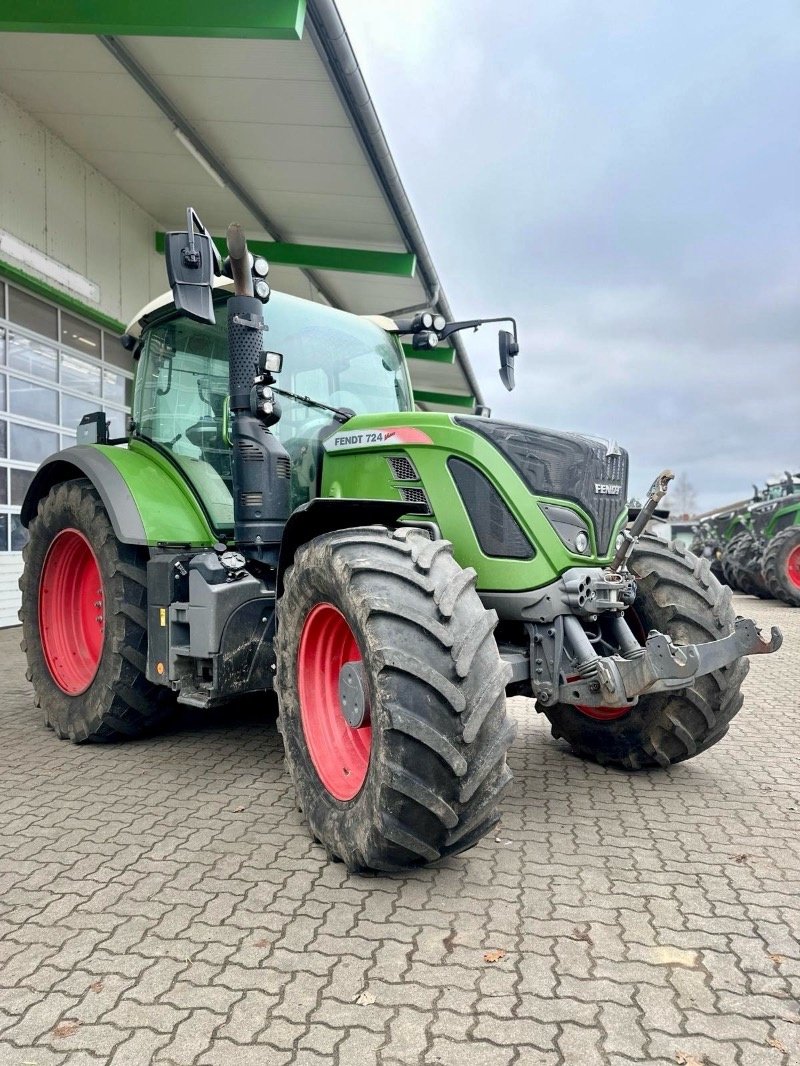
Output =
[{"x1": 0, "y1": 281, "x2": 132, "y2": 627}]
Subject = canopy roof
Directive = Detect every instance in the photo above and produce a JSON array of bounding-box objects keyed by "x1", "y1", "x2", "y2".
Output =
[{"x1": 0, "y1": 0, "x2": 482, "y2": 412}]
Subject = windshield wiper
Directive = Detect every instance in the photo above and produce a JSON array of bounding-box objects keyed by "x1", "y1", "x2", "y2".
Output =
[{"x1": 271, "y1": 386, "x2": 354, "y2": 424}]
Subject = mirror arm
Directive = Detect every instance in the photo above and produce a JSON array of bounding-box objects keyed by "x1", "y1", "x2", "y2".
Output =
[{"x1": 439, "y1": 316, "x2": 517, "y2": 342}]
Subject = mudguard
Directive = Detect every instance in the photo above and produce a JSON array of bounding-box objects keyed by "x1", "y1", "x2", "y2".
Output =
[{"x1": 20, "y1": 443, "x2": 217, "y2": 548}]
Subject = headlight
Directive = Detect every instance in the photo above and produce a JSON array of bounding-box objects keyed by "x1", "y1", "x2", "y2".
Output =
[{"x1": 539, "y1": 503, "x2": 592, "y2": 555}]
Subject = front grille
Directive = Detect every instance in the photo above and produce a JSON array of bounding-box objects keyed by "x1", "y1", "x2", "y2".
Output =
[
  {"x1": 387, "y1": 455, "x2": 419, "y2": 481},
  {"x1": 456, "y1": 417, "x2": 628, "y2": 555},
  {"x1": 399, "y1": 486, "x2": 430, "y2": 508},
  {"x1": 448, "y1": 458, "x2": 534, "y2": 559}
]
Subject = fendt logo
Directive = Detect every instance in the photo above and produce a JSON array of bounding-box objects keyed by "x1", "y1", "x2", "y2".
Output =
[{"x1": 594, "y1": 483, "x2": 622, "y2": 495}]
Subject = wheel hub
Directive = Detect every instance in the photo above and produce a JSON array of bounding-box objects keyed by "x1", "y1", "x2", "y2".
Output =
[
  {"x1": 297, "y1": 602, "x2": 372, "y2": 801},
  {"x1": 338, "y1": 661, "x2": 370, "y2": 728},
  {"x1": 38, "y1": 528, "x2": 104, "y2": 696},
  {"x1": 787, "y1": 545, "x2": 800, "y2": 589}
]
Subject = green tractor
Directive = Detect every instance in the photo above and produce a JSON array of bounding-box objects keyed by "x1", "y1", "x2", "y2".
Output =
[
  {"x1": 19, "y1": 214, "x2": 782, "y2": 872},
  {"x1": 722, "y1": 475, "x2": 800, "y2": 604}
]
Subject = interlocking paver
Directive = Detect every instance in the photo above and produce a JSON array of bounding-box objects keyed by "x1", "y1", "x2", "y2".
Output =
[{"x1": 0, "y1": 594, "x2": 798, "y2": 1064}]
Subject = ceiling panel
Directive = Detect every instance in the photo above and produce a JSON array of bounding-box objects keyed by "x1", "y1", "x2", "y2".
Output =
[
  {"x1": 127, "y1": 35, "x2": 327, "y2": 82},
  {"x1": 0, "y1": 27, "x2": 480, "y2": 406}
]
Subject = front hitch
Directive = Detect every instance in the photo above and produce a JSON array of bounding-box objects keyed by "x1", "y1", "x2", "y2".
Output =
[{"x1": 559, "y1": 617, "x2": 783, "y2": 708}]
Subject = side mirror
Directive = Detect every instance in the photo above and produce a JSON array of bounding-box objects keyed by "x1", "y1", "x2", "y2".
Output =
[
  {"x1": 498, "y1": 329, "x2": 519, "y2": 391},
  {"x1": 164, "y1": 207, "x2": 221, "y2": 325}
]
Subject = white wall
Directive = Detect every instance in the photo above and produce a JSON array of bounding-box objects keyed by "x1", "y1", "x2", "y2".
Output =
[
  {"x1": 0, "y1": 555, "x2": 21, "y2": 627},
  {"x1": 0, "y1": 88, "x2": 166, "y2": 328}
]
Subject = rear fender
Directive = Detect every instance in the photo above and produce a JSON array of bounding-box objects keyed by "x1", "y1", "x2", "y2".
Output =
[{"x1": 21, "y1": 444, "x2": 216, "y2": 548}]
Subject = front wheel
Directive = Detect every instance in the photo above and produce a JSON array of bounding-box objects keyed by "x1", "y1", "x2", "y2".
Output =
[
  {"x1": 539, "y1": 537, "x2": 749, "y2": 769},
  {"x1": 274, "y1": 526, "x2": 514, "y2": 872}
]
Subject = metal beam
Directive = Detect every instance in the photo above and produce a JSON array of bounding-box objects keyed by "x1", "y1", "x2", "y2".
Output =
[
  {"x1": 402, "y1": 344, "x2": 455, "y2": 365},
  {"x1": 413, "y1": 390, "x2": 475, "y2": 410},
  {"x1": 99, "y1": 35, "x2": 340, "y2": 308},
  {"x1": 155, "y1": 232, "x2": 415, "y2": 278},
  {"x1": 0, "y1": 1, "x2": 306, "y2": 39}
]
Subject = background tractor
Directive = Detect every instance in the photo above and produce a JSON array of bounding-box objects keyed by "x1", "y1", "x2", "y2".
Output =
[
  {"x1": 721, "y1": 474, "x2": 800, "y2": 605},
  {"x1": 19, "y1": 212, "x2": 782, "y2": 872}
]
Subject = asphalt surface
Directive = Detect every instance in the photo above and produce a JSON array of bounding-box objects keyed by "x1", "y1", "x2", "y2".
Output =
[{"x1": 0, "y1": 593, "x2": 797, "y2": 1065}]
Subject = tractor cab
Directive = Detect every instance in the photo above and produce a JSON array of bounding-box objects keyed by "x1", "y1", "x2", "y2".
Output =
[{"x1": 129, "y1": 284, "x2": 414, "y2": 526}]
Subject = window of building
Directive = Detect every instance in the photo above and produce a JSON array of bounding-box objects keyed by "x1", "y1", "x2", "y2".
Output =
[{"x1": 0, "y1": 280, "x2": 134, "y2": 554}]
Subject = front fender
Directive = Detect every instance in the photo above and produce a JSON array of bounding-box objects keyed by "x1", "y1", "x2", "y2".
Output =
[{"x1": 21, "y1": 444, "x2": 216, "y2": 548}]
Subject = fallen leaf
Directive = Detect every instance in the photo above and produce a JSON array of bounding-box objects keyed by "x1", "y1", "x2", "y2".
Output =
[
  {"x1": 571, "y1": 927, "x2": 592, "y2": 944},
  {"x1": 355, "y1": 990, "x2": 375, "y2": 1005},
  {"x1": 768, "y1": 953, "x2": 785, "y2": 967},
  {"x1": 254, "y1": 938, "x2": 270, "y2": 949},
  {"x1": 733, "y1": 854, "x2": 749, "y2": 864},
  {"x1": 52, "y1": 1020, "x2": 80, "y2": 1039},
  {"x1": 233, "y1": 805, "x2": 246, "y2": 813},
  {"x1": 483, "y1": 949, "x2": 506, "y2": 964},
  {"x1": 768, "y1": 1037, "x2": 787, "y2": 1053},
  {"x1": 89, "y1": 979, "x2": 104, "y2": 993},
  {"x1": 675, "y1": 1053, "x2": 706, "y2": 1066}
]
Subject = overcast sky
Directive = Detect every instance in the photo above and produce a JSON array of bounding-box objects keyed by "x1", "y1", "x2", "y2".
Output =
[{"x1": 336, "y1": 0, "x2": 799, "y2": 512}]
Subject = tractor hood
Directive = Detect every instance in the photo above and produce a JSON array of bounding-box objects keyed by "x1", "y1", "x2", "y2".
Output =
[{"x1": 455, "y1": 417, "x2": 629, "y2": 556}]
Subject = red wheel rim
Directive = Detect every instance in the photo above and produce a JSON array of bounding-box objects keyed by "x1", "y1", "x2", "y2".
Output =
[
  {"x1": 787, "y1": 545, "x2": 800, "y2": 589},
  {"x1": 297, "y1": 602, "x2": 372, "y2": 801},
  {"x1": 573, "y1": 608, "x2": 647, "y2": 722},
  {"x1": 38, "y1": 529, "x2": 104, "y2": 695}
]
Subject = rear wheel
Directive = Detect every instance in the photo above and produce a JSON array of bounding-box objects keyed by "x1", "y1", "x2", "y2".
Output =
[
  {"x1": 539, "y1": 537, "x2": 749, "y2": 769},
  {"x1": 20, "y1": 479, "x2": 174, "y2": 741},
  {"x1": 274, "y1": 526, "x2": 514, "y2": 872},
  {"x1": 762, "y1": 527, "x2": 800, "y2": 606}
]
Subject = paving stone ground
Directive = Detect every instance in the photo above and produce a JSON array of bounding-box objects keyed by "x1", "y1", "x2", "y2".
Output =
[{"x1": 0, "y1": 594, "x2": 798, "y2": 1065}]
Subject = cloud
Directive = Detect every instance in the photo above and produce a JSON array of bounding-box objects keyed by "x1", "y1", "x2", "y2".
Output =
[{"x1": 337, "y1": 0, "x2": 800, "y2": 510}]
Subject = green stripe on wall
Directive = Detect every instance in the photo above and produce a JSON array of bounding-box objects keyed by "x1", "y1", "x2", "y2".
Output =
[
  {"x1": 155, "y1": 232, "x2": 416, "y2": 279},
  {"x1": 0, "y1": 257, "x2": 126, "y2": 334},
  {"x1": 403, "y1": 343, "x2": 455, "y2": 364},
  {"x1": 413, "y1": 390, "x2": 476, "y2": 410}
]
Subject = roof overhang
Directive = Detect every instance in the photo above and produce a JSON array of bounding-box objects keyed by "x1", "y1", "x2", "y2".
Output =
[{"x1": 0, "y1": 1, "x2": 482, "y2": 411}]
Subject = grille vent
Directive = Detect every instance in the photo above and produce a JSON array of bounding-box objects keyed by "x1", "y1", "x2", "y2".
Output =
[
  {"x1": 455, "y1": 417, "x2": 629, "y2": 555},
  {"x1": 237, "y1": 441, "x2": 263, "y2": 462},
  {"x1": 240, "y1": 492, "x2": 262, "y2": 507},
  {"x1": 448, "y1": 458, "x2": 534, "y2": 559},
  {"x1": 276, "y1": 457, "x2": 291, "y2": 479},
  {"x1": 400, "y1": 487, "x2": 430, "y2": 508},
  {"x1": 387, "y1": 455, "x2": 419, "y2": 481}
]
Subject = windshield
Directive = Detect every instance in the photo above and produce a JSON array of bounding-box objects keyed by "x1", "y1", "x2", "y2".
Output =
[{"x1": 133, "y1": 291, "x2": 414, "y2": 527}]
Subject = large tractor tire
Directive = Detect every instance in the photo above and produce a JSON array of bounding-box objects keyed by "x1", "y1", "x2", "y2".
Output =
[
  {"x1": 762, "y1": 527, "x2": 800, "y2": 606},
  {"x1": 727, "y1": 534, "x2": 771, "y2": 599},
  {"x1": 721, "y1": 532, "x2": 749, "y2": 590},
  {"x1": 20, "y1": 479, "x2": 174, "y2": 741},
  {"x1": 539, "y1": 536, "x2": 748, "y2": 770},
  {"x1": 274, "y1": 526, "x2": 514, "y2": 873}
]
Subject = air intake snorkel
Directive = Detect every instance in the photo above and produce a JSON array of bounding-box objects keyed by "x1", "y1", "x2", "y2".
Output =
[
  {"x1": 163, "y1": 207, "x2": 290, "y2": 567},
  {"x1": 224, "y1": 223, "x2": 291, "y2": 566}
]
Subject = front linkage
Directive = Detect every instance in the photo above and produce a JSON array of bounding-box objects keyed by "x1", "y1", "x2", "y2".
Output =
[{"x1": 503, "y1": 470, "x2": 782, "y2": 711}]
